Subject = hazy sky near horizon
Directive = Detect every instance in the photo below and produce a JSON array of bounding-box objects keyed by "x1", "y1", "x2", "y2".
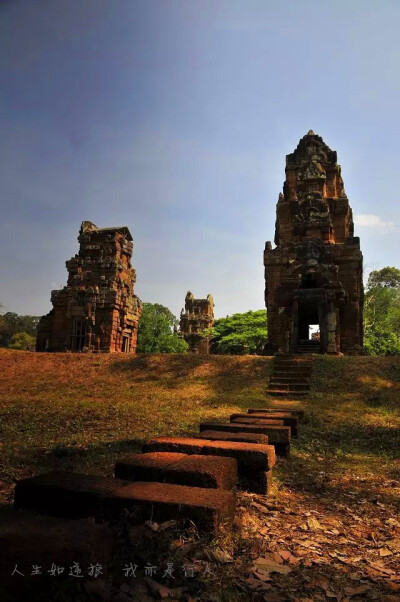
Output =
[{"x1": 1, "y1": 0, "x2": 399, "y2": 319}]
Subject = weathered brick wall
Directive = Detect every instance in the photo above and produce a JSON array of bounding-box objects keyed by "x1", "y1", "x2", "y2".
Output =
[
  {"x1": 264, "y1": 131, "x2": 363, "y2": 354},
  {"x1": 179, "y1": 292, "x2": 215, "y2": 353},
  {"x1": 36, "y1": 221, "x2": 142, "y2": 353}
]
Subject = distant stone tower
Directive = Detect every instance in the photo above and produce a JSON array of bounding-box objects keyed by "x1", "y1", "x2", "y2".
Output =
[
  {"x1": 264, "y1": 131, "x2": 364, "y2": 354},
  {"x1": 179, "y1": 292, "x2": 215, "y2": 353},
  {"x1": 36, "y1": 221, "x2": 142, "y2": 353}
]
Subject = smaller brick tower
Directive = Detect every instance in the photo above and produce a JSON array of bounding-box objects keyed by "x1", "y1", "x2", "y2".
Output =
[
  {"x1": 36, "y1": 221, "x2": 142, "y2": 353},
  {"x1": 179, "y1": 292, "x2": 215, "y2": 353}
]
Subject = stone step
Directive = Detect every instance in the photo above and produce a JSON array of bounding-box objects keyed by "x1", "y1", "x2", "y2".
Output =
[
  {"x1": 200, "y1": 421, "x2": 290, "y2": 442},
  {"x1": 271, "y1": 373, "x2": 311, "y2": 380},
  {"x1": 247, "y1": 407, "x2": 305, "y2": 421},
  {"x1": 0, "y1": 508, "x2": 115, "y2": 595},
  {"x1": 14, "y1": 471, "x2": 235, "y2": 534},
  {"x1": 273, "y1": 360, "x2": 313, "y2": 368},
  {"x1": 272, "y1": 363, "x2": 312, "y2": 374},
  {"x1": 230, "y1": 413, "x2": 298, "y2": 437},
  {"x1": 269, "y1": 377, "x2": 309, "y2": 385},
  {"x1": 229, "y1": 417, "x2": 284, "y2": 426},
  {"x1": 270, "y1": 374, "x2": 310, "y2": 380},
  {"x1": 272, "y1": 366, "x2": 312, "y2": 372},
  {"x1": 267, "y1": 389, "x2": 308, "y2": 397},
  {"x1": 297, "y1": 347, "x2": 319, "y2": 352},
  {"x1": 273, "y1": 365, "x2": 312, "y2": 371},
  {"x1": 199, "y1": 424, "x2": 290, "y2": 456},
  {"x1": 143, "y1": 437, "x2": 275, "y2": 470},
  {"x1": 115, "y1": 452, "x2": 237, "y2": 490},
  {"x1": 195, "y1": 430, "x2": 268, "y2": 445},
  {"x1": 105, "y1": 482, "x2": 236, "y2": 533},
  {"x1": 14, "y1": 471, "x2": 127, "y2": 519},
  {"x1": 268, "y1": 383, "x2": 310, "y2": 391},
  {"x1": 143, "y1": 437, "x2": 276, "y2": 494},
  {"x1": 193, "y1": 432, "x2": 272, "y2": 494},
  {"x1": 276, "y1": 353, "x2": 313, "y2": 358}
]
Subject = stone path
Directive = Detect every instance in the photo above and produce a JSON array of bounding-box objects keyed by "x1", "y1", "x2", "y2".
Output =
[
  {"x1": 267, "y1": 353, "x2": 313, "y2": 397},
  {"x1": 2, "y1": 366, "x2": 309, "y2": 598}
]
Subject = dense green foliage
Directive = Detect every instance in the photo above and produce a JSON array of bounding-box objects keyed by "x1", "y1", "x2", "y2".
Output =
[
  {"x1": 137, "y1": 302, "x2": 188, "y2": 353},
  {"x1": 364, "y1": 267, "x2": 400, "y2": 355},
  {"x1": 0, "y1": 310, "x2": 40, "y2": 348},
  {"x1": 202, "y1": 309, "x2": 267, "y2": 355},
  {"x1": 8, "y1": 332, "x2": 36, "y2": 350}
]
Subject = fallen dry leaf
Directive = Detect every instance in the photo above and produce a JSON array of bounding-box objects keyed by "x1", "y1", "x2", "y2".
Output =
[
  {"x1": 344, "y1": 584, "x2": 371, "y2": 597},
  {"x1": 253, "y1": 570, "x2": 272, "y2": 582},
  {"x1": 367, "y1": 560, "x2": 395, "y2": 575},
  {"x1": 253, "y1": 556, "x2": 293, "y2": 576},
  {"x1": 307, "y1": 516, "x2": 322, "y2": 530},
  {"x1": 205, "y1": 548, "x2": 234, "y2": 564}
]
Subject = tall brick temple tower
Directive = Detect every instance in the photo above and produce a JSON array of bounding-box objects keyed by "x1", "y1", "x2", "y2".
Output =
[
  {"x1": 179, "y1": 292, "x2": 215, "y2": 353},
  {"x1": 264, "y1": 131, "x2": 363, "y2": 354},
  {"x1": 36, "y1": 221, "x2": 142, "y2": 353}
]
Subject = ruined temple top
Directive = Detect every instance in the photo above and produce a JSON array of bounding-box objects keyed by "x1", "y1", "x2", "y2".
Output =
[
  {"x1": 274, "y1": 132, "x2": 355, "y2": 245},
  {"x1": 185, "y1": 291, "x2": 214, "y2": 306},
  {"x1": 80, "y1": 221, "x2": 133, "y2": 241}
]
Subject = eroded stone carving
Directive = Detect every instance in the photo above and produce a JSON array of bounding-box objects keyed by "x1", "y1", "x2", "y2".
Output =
[
  {"x1": 179, "y1": 292, "x2": 215, "y2": 353},
  {"x1": 264, "y1": 131, "x2": 364, "y2": 354},
  {"x1": 36, "y1": 221, "x2": 142, "y2": 353}
]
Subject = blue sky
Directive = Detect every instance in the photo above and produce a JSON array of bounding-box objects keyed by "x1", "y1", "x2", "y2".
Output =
[{"x1": 1, "y1": 0, "x2": 399, "y2": 319}]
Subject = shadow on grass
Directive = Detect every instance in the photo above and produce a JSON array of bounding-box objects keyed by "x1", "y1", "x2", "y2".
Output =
[
  {"x1": 108, "y1": 353, "x2": 273, "y2": 393},
  {"x1": 311, "y1": 356, "x2": 400, "y2": 407},
  {"x1": 278, "y1": 451, "x2": 400, "y2": 511},
  {"x1": 15, "y1": 438, "x2": 144, "y2": 481},
  {"x1": 296, "y1": 414, "x2": 400, "y2": 459},
  {"x1": 277, "y1": 416, "x2": 400, "y2": 510}
]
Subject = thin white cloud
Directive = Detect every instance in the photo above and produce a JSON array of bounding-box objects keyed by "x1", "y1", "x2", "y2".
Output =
[{"x1": 354, "y1": 214, "x2": 396, "y2": 229}]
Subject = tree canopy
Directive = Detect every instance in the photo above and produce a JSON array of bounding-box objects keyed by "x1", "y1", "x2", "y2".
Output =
[
  {"x1": 202, "y1": 309, "x2": 267, "y2": 355},
  {"x1": 136, "y1": 302, "x2": 188, "y2": 353},
  {"x1": 364, "y1": 267, "x2": 400, "y2": 355},
  {"x1": 8, "y1": 332, "x2": 36, "y2": 350},
  {"x1": 367, "y1": 266, "x2": 400, "y2": 289},
  {"x1": 0, "y1": 310, "x2": 40, "y2": 348}
]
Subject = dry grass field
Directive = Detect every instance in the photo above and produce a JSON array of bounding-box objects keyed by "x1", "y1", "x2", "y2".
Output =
[{"x1": 0, "y1": 350, "x2": 399, "y2": 601}]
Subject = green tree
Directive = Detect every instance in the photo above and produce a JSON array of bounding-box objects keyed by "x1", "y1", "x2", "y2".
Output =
[
  {"x1": 364, "y1": 267, "x2": 400, "y2": 355},
  {"x1": 137, "y1": 303, "x2": 188, "y2": 353},
  {"x1": 0, "y1": 311, "x2": 40, "y2": 347},
  {"x1": 202, "y1": 309, "x2": 268, "y2": 355},
  {"x1": 367, "y1": 266, "x2": 400, "y2": 289},
  {"x1": 8, "y1": 332, "x2": 36, "y2": 350}
]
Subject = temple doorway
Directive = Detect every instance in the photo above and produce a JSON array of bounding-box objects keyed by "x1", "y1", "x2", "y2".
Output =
[
  {"x1": 297, "y1": 301, "x2": 321, "y2": 352},
  {"x1": 70, "y1": 319, "x2": 86, "y2": 351}
]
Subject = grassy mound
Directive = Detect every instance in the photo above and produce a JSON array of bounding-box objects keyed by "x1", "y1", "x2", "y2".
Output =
[
  {"x1": 0, "y1": 350, "x2": 273, "y2": 502},
  {"x1": 1, "y1": 350, "x2": 399, "y2": 601}
]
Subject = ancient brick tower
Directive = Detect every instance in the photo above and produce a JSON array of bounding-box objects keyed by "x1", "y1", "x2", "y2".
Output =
[
  {"x1": 36, "y1": 221, "x2": 142, "y2": 353},
  {"x1": 264, "y1": 131, "x2": 363, "y2": 354},
  {"x1": 179, "y1": 292, "x2": 215, "y2": 353}
]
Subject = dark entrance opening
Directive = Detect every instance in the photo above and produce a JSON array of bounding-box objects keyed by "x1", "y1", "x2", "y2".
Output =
[
  {"x1": 301, "y1": 273, "x2": 318, "y2": 289},
  {"x1": 298, "y1": 301, "x2": 320, "y2": 347},
  {"x1": 122, "y1": 336, "x2": 131, "y2": 353},
  {"x1": 70, "y1": 319, "x2": 86, "y2": 351}
]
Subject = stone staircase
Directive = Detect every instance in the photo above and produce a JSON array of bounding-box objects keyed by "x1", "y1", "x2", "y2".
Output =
[
  {"x1": 297, "y1": 339, "x2": 320, "y2": 354},
  {"x1": 4, "y1": 403, "x2": 305, "y2": 594},
  {"x1": 267, "y1": 354, "x2": 313, "y2": 397}
]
